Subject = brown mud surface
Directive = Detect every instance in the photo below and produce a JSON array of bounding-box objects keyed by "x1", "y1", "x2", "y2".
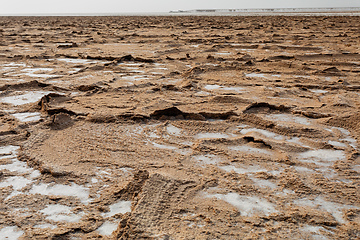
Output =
[{"x1": 0, "y1": 16, "x2": 360, "y2": 239}]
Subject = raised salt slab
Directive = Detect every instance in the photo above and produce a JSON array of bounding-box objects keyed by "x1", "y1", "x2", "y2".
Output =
[
  {"x1": 102, "y1": 201, "x2": 132, "y2": 218},
  {"x1": 208, "y1": 192, "x2": 277, "y2": 216}
]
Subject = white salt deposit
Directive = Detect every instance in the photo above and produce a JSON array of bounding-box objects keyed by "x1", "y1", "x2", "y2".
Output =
[
  {"x1": 220, "y1": 165, "x2": 267, "y2": 174},
  {"x1": 33, "y1": 223, "x2": 58, "y2": 229},
  {"x1": 309, "y1": 89, "x2": 328, "y2": 94},
  {"x1": 121, "y1": 75, "x2": 149, "y2": 81},
  {"x1": 297, "y1": 149, "x2": 346, "y2": 166},
  {"x1": 57, "y1": 58, "x2": 101, "y2": 64},
  {"x1": 11, "y1": 112, "x2": 41, "y2": 122},
  {"x1": 0, "y1": 226, "x2": 24, "y2": 239},
  {"x1": 0, "y1": 156, "x2": 33, "y2": 173},
  {"x1": 265, "y1": 114, "x2": 312, "y2": 126},
  {"x1": 0, "y1": 176, "x2": 33, "y2": 191},
  {"x1": 166, "y1": 124, "x2": 182, "y2": 136},
  {"x1": 151, "y1": 142, "x2": 178, "y2": 150},
  {"x1": 204, "y1": 84, "x2": 244, "y2": 92},
  {"x1": 240, "y1": 128, "x2": 285, "y2": 140},
  {"x1": 30, "y1": 182, "x2": 90, "y2": 204},
  {"x1": 229, "y1": 145, "x2": 273, "y2": 156},
  {"x1": 328, "y1": 140, "x2": 347, "y2": 148},
  {"x1": 192, "y1": 154, "x2": 222, "y2": 165},
  {"x1": 40, "y1": 204, "x2": 83, "y2": 223},
  {"x1": 294, "y1": 197, "x2": 357, "y2": 224},
  {"x1": 0, "y1": 145, "x2": 20, "y2": 156},
  {"x1": 208, "y1": 193, "x2": 277, "y2": 216},
  {"x1": 0, "y1": 91, "x2": 54, "y2": 106},
  {"x1": 195, "y1": 132, "x2": 231, "y2": 139},
  {"x1": 97, "y1": 221, "x2": 119, "y2": 236},
  {"x1": 245, "y1": 73, "x2": 266, "y2": 78},
  {"x1": 102, "y1": 201, "x2": 132, "y2": 218},
  {"x1": 250, "y1": 177, "x2": 278, "y2": 189}
]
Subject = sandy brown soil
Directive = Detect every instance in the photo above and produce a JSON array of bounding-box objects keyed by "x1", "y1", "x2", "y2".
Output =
[{"x1": 0, "y1": 16, "x2": 360, "y2": 239}]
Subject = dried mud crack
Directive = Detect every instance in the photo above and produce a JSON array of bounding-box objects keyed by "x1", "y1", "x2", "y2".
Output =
[{"x1": 0, "y1": 15, "x2": 360, "y2": 239}]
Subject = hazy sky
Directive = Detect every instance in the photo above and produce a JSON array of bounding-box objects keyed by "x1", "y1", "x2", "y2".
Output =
[{"x1": 1, "y1": 0, "x2": 360, "y2": 14}]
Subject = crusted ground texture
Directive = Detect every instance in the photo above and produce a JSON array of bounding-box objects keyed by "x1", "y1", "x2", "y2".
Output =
[{"x1": 0, "y1": 16, "x2": 360, "y2": 239}]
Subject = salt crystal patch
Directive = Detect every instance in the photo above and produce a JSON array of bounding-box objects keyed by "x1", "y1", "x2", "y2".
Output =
[
  {"x1": 40, "y1": 204, "x2": 83, "y2": 223},
  {"x1": 192, "y1": 154, "x2": 222, "y2": 165},
  {"x1": 240, "y1": 128, "x2": 285, "y2": 140},
  {"x1": 0, "y1": 145, "x2": 20, "y2": 156},
  {"x1": 250, "y1": 177, "x2": 278, "y2": 189},
  {"x1": 166, "y1": 124, "x2": 182, "y2": 136},
  {"x1": 0, "y1": 226, "x2": 24, "y2": 239},
  {"x1": 102, "y1": 201, "x2": 132, "y2": 218},
  {"x1": 34, "y1": 223, "x2": 57, "y2": 229},
  {"x1": 265, "y1": 114, "x2": 312, "y2": 126},
  {"x1": 294, "y1": 197, "x2": 357, "y2": 224},
  {"x1": 30, "y1": 183, "x2": 90, "y2": 203},
  {"x1": 11, "y1": 112, "x2": 41, "y2": 122},
  {"x1": 328, "y1": 140, "x2": 347, "y2": 148},
  {"x1": 195, "y1": 132, "x2": 231, "y2": 139},
  {"x1": 0, "y1": 91, "x2": 55, "y2": 106},
  {"x1": 0, "y1": 176, "x2": 33, "y2": 190},
  {"x1": 151, "y1": 142, "x2": 178, "y2": 150},
  {"x1": 229, "y1": 145, "x2": 272, "y2": 155},
  {"x1": 97, "y1": 221, "x2": 119, "y2": 236},
  {"x1": 208, "y1": 193, "x2": 277, "y2": 216},
  {"x1": 220, "y1": 165, "x2": 267, "y2": 174},
  {"x1": 298, "y1": 149, "x2": 346, "y2": 166}
]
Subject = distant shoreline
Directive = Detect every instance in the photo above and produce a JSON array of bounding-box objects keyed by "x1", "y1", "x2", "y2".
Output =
[{"x1": 1, "y1": 7, "x2": 360, "y2": 17}]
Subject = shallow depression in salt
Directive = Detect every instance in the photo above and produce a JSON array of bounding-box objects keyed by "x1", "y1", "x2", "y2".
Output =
[{"x1": 207, "y1": 192, "x2": 277, "y2": 216}]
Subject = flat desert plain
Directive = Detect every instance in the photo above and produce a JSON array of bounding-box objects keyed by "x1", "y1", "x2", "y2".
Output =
[{"x1": 0, "y1": 16, "x2": 360, "y2": 239}]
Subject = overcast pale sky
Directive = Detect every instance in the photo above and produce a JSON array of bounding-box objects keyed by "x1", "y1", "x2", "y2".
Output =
[{"x1": 1, "y1": 0, "x2": 360, "y2": 14}]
